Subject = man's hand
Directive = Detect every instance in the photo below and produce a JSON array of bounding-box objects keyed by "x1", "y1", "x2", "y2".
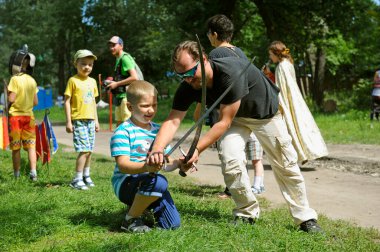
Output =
[
  {"x1": 162, "y1": 159, "x2": 180, "y2": 172},
  {"x1": 106, "y1": 81, "x2": 118, "y2": 90},
  {"x1": 178, "y1": 147, "x2": 199, "y2": 174}
]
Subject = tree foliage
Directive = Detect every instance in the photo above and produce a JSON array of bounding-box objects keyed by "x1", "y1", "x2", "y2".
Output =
[
  {"x1": 252, "y1": 0, "x2": 379, "y2": 106},
  {"x1": 0, "y1": 0, "x2": 379, "y2": 109}
]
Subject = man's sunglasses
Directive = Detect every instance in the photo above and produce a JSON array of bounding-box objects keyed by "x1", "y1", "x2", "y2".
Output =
[{"x1": 176, "y1": 61, "x2": 199, "y2": 80}]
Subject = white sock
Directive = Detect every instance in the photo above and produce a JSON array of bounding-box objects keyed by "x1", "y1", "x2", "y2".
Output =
[
  {"x1": 75, "y1": 171, "x2": 83, "y2": 180},
  {"x1": 253, "y1": 176, "x2": 263, "y2": 189},
  {"x1": 125, "y1": 214, "x2": 133, "y2": 221},
  {"x1": 30, "y1": 169, "x2": 37, "y2": 176},
  {"x1": 84, "y1": 167, "x2": 90, "y2": 177}
]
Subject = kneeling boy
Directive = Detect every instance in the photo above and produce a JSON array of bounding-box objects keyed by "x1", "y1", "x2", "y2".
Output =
[{"x1": 110, "y1": 80, "x2": 181, "y2": 233}]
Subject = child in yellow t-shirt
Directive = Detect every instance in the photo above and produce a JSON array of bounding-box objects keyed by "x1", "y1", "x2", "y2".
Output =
[
  {"x1": 8, "y1": 52, "x2": 39, "y2": 180},
  {"x1": 64, "y1": 49, "x2": 99, "y2": 190}
]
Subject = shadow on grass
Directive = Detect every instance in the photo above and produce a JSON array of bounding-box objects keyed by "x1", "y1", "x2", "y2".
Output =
[
  {"x1": 171, "y1": 183, "x2": 224, "y2": 197},
  {"x1": 93, "y1": 157, "x2": 113, "y2": 163},
  {"x1": 68, "y1": 186, "x2": 230, "y2": 231},
  {"x1": 177, "y1": 204, "x2": 230, "y2": 222},
  {"x1": 69, "y1": 208, "x2": 126, "y2": 232},
  {"x1": 36, "y1": 180, "x2": 73, "y2": 188}
]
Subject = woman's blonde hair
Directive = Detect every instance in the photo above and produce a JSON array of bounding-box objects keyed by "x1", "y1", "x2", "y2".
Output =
[
  {"x1": 268, "y1": 41, "x2": 294, "y2": 64},
  {"x1": 127, "y1": 80, "x2": 158, "y2": 104}
]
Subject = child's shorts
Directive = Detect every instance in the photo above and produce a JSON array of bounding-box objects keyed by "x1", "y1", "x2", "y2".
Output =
[
  {"x1": 245, "y1": 132, "x2": 263, "y2": 161},
  {"x1": 115, "y1": 97, "x2": 131, "y2": 122},
  {"x1": 73, "y1": 120, "x2": 95, "y2": 152},
  {"x1": 9, "y1": 116, "x2": 36, "y2": 150},
  {"x1": 117, "y1": 173, "x2": 181, "y2": 230}
]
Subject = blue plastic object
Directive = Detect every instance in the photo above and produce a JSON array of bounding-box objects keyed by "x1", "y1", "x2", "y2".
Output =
[{"x1": 33, "y1": 86, "x2": 53, "y2": 110}]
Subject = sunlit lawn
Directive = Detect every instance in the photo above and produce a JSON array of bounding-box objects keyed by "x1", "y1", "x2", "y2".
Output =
[{"x1": 0, "y1": 148, "x2": 379, "y2": 251}]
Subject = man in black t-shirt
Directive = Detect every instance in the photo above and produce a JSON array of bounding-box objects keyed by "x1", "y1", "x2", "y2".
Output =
[
  {"x1": 205, "y1": 14, "x2": 266, "y2": 198},
  {"x1": 147, "y1": 41, "x2": 322, "y2": 233}
]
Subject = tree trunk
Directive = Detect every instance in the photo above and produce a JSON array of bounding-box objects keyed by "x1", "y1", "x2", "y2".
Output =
[
  {"x1": 312, "y1": 47, "x2": 326, "y2": 107},
  {"x1": 57, "y1": 29, "x2": 66, "y2": 96},
  {"x1": 58, "y1": 51, "x2": 65, "y2": 96},
  {"x1": 252, "y1": 0, "x2": 279, "y2": 40}
]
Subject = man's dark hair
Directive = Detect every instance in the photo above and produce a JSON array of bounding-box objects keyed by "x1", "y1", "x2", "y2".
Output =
[{"x1": 206, "y1": 14, "x2": 234, "y2": 42}]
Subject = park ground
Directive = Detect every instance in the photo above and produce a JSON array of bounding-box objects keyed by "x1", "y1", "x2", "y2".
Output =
[{"x1": 55, "y1": 126, "x2": 380, "y2": 231}]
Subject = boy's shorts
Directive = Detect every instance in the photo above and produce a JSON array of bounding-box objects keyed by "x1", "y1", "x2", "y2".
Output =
[
  {"x1": 117, "y1": 173, "x2": 181, "y2": 229},
  {"x1": 245, "y1": 132, "x2": 263, "y2": 161},
  {"x1": 9, "y1": 116, "x2": 36, "y2": 150},
  {"x1": 115, "y1": 98, "x2": 131, "y2": 122},
  {"x1": 73, "y1": 120, "x2": 95, "y2": 152}
]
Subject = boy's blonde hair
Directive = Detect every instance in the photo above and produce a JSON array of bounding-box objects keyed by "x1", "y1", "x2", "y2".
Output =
[{"x1": 127, "y1": 80, "x2": 158, "y2": 104}]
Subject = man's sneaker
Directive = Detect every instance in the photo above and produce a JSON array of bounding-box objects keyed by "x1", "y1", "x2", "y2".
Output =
[
  {"x1": 70, "y1": 179, "x2": 89, "y2": 190},
  {"x1": 251, "y1": 186, "x2": 263, "y2": 194},
  {"x1": 232, "y1": 216, "x2": 256, "y2": 226},
  {"x1": 299, "y1": 219, "x2": 324, "y2": 233},
  {"x1": 121, "y1": 217, "x2": 151, "y2": 233},
  {"x1": 83, "y1": 176, "x2": 95, "y2": 187},
  {"x1": 29, "y1": 174, "x2": 37, "y2": 182}
]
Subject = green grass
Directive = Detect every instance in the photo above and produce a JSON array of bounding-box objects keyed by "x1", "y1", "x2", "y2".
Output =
[
  {"x1": 314, "y1": 110, "x2": 380, "y2": 145},
  {"x1": 0, "y1": 149, "x2": 379, "y2": 251}
]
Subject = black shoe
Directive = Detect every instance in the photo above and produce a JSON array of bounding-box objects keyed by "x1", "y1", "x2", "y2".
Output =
[
  {"x1": 141, "y1": 209, "x2": 155, "y2": 227},
  {"x1": 299, "y1": 219, "x2": 324, "y2": 233},
  {"x1": 232, "y1": 216, "x2": 256, "y2": 226},
  {"x1": 121, "y1": 217, "x2": 151, "y2": 233},
  {"x1": 224, "y1": 187, "x2": 232, "y2": 196}
]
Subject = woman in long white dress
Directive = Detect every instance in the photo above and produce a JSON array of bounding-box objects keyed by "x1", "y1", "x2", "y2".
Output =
[{"x1": 268, "y1": 41, "x2": 328, "y2": 163}]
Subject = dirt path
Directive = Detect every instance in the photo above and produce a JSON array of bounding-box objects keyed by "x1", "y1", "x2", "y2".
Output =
[
  {"x1": 54, "y1": 126, "x2": 380, "y2": 230},
  {"x1": 188, "y1": 146, "x2": 380, "y2": 230}
]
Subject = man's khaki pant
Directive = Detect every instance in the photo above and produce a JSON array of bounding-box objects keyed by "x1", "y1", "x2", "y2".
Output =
[{"x1": 218, "y1": 111, "x2": 317, "y2": 225}]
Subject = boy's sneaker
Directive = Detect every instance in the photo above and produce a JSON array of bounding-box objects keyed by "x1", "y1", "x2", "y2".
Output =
[
  {"x1": 299, "y1": 219, "x2": 324, "y2": 234},
  {"x1": 83, "y1": 176, "x2": 95, "y2": 187},
  {"x1": 141, "y1": 209, "x2": 155, "y2": 227},
  {"x1": 121, "y1": 217, "x2": 151, "y2": 233},
  {"x1": 29, "y1": 174, "x2": 37, "y2": 182},
  {"x1": 70, "y1": 179, "x2": 89, "y2": 190},
  {"x1": 251, "y1": 186, "x2": 263, "y2": 194},
  {"x1": 260, "y1": 186, "x2": 265, "y2": 193}
]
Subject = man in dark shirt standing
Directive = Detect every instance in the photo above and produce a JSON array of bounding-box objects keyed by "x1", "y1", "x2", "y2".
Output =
[{"x1": 147, "y1": 41, "x2": 322, "y2": 233}]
